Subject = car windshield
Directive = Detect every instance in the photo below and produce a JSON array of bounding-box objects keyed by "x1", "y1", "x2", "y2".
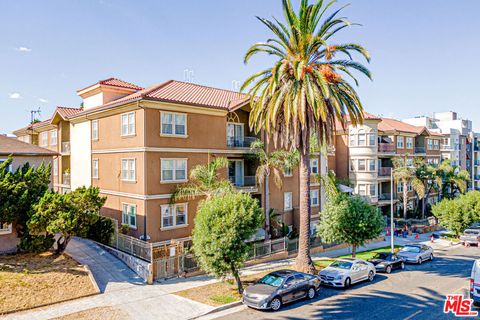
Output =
[
  {"x1": 401, "y1": 246, "x2": 420, "y2": 253},
  {"x1": 373, "y1": 253, "x2": 391, "y2": 260},
  {"x1": 329, "y1": 260, "x2": 353, "y2": 270},
  {"x1": 258, "y1": 274, "x2": 285, "y2": 287}
]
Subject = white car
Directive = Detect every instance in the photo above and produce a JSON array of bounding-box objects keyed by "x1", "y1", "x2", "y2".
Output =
[
  {"x1": 319, "y1": 258, "x2": 376, "y2": 288},
  {"x1": 470, "y1": 259, "x2": 480, "y2": 306}
]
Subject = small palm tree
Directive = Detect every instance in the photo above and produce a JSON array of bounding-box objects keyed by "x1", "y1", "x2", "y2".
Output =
[
  {"x1": 171, "y1": 157, "x2": 234, "y2": 202},
  {"x1": 250, "y1": 139, "x2": 299, "y2": 240},
  {"x1": 415, "y1": 159, "x2": 442, "y2": 218},
  {"x1": 438, "y1": 159, "x2": 470, "y2": 199},
  {"x1": 392, "y1": 155, "x2": 424, "y2": 219},
  {"x1": 242, "y1": 0, "x2": 371, "y2": 273}
]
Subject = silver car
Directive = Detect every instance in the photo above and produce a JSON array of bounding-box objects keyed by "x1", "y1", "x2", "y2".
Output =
[
  {"x1": 242, "y1": 270, "x2": 320, "y2": 311},
  {"x1": 397, "y1": 244, "x2": 434, "y2": 264},
  {"x1": 319, "y1": 258, "x2": 376, "y2": 288},
  {"x1": 460, "y1": 228, "x2": 480, "y2": 246}
]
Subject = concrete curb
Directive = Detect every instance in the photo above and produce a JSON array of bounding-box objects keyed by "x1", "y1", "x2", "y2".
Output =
[
  {"x1": 199, "y1": 301, "x2": 243, "y2": 317},
  {"x1": 83, "y1": 264, "x2": 101, "y2": 294}
]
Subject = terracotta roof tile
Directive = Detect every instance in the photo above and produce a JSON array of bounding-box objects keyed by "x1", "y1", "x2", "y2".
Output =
[
  {"x1": 0, "y1": 135, "x2": 57, "y2": 156},
  {"x1": 56, "y1": 106, "x2": 82, "y2": 119},
  {"x1": 378, "y1": 117, "x2": 428, "y2": 134},
  {"x1": 98, "y1": 78, "x2": 143, "y2": 90}
]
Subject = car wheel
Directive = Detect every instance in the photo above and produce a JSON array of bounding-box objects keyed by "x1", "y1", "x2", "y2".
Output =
[
  {"x1": 386, "y1": 265, "x2": 392, "y2": 274},
  {"x1": 418, "y1": 257, "x2": 423, "y2": 265},
  {"x1": 368, "y1": 271, "x2": 375, "y2": 281},
  {"x1": 344, "y1": 277, "x2": 351, "y2": 288},
  {"x1": 400, "y1": 262, "x2": 405, "y2": 270},
  {"x1": 307, "y1": 287, "x2": 316, "y2": 299},
  {"x1": 270, "y1": 297, "x2": 282, "y2": 311},
  {"x1": 430, "y1": 254, "x2": 434, "y2": 261}
]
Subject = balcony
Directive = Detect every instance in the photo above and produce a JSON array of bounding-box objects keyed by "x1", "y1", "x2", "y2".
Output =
[
  {"x1": 378, "y1": 143, "x2": 396, "y2": 153},
  {"x1": 378, "y1": 193, "x2": 392, "y2": 201},
  {"x1": 62, "y1": 173, "x2": 71, "y2": 186},
  {"x1": 229, "y1": 175, "x2": 256, "y2": 187},
  {"x1": 475, "y1": 161, "x2": 480, "y2": 166},
  {"x1": 414, "y1": 146, "x2": 426, "y2": 154},
  {"x1": 378, "y1": 167, "x2": 392, "y2": 177},
  {"x1": 226, "y1": 136, "x2": 257, "y2": 148},
  {"x1": 61, "y1": 141, "x2": 71, "y2": 154}
]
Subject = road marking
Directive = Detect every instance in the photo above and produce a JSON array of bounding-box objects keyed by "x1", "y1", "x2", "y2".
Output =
[{"x1": 403, "y1": 310, "x2": 422, "y2": 320}]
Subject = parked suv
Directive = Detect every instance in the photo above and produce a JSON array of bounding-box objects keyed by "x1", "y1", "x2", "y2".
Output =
[{"x1": 460, "y1": 228, "x2": 480, "y2": 246}]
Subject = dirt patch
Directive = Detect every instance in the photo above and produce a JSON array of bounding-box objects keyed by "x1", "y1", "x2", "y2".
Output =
[
  {"x1": 52, "y1": 306, "x2": 130, "y2": 320},
  {"x1": 0, "y1": 252, "x2": 97, "y2": 314}
]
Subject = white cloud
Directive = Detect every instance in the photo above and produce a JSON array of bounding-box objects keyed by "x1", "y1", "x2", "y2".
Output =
[
  {"x1": 8, "y1": 92, "x2": 22, "y2": 99},
  {"x1": 16, "y1": 47, "x2": 32, "y2": 52},
  {"x1": 39, "y1": 98, "x2": 48, "y2": 103}
]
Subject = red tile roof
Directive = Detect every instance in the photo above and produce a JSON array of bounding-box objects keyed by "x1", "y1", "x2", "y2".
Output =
[
  {"x1": 77, "y1": 77, "x2": 144, "y2": 93},
  {"x1": 378, "y1": 117, "x2": 428, "y2": 134},
  {"x1": 0, "y1": 135, "x2": 57, "y2": 156},
  {"x1": 56, "y1": 106, "x2": 82, "y2": 119}
]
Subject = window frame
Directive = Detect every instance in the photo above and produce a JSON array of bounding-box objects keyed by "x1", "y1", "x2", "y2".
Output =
[
  {"x1": 358, "y1": 159, "x2": 366, "y2": 171},
  {"x1": 161, "y1": 158, "x2": 188, "y2": 183},
  {"x1": 406, "y1": 137, "x2": 413, "y2": 149},
  {"x1": 121, "y1": 158, "x2": 136, "y2": 182},
  {"x1": 310, "y1": 189, "x2": 319, "y2": 207},
  {"x1": 121, "y1": 203, "x2": 137, "y2": 228},
  {"x1": 121, "y1": 112, "x2": 136, "y2": 137},
  {"x1": 284, "y1": 192, "x2": 293, "y2": 211},
  {"x1": 160, "y1": 111, "x2": 187, "y2": 137},
  {"x1": 368, "y1": 133, "x2": 376, "y2": 146},
  {"x1": 397, "y1": 136, "x2": 404, "y2": 149},
  {"x1": 50, "y1": 129, "x2": 57, "y2": 146},
  {"x1": 92, "y1": 120, "x2": 99, "y2": 141},
  {"x1": 161, "y1": 203, "x2": 188, "y2": 229},
  {"x1": 92, "y1": 159, "x2": 99, "y2": 179},
  {"x1": 40, "y1": 131, "x2": 48, "y2": 147},
  {"x1": 310, "y1": 159, "x2": 319, "y2": 174}
]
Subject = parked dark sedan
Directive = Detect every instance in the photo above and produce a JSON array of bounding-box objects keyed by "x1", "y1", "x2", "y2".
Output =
[
  {"x1": 242, "y1": 269, "x2": 320, "y2": 311},
  {"x1": 368, "y1": 252, "x2": 405, "y2": 273}
]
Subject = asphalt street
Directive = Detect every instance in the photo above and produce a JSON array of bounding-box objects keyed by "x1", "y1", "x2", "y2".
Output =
[{"x1": 214, "y1": 244, "x2": 477, "y2": 320}]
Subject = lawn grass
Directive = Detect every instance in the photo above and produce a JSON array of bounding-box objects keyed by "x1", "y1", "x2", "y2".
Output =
[{"x1": 0, "y1": 252, "x2": 97, "y2": 314}]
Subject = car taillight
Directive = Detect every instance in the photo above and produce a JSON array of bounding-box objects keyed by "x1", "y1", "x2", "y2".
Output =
[{"x1": 471, "y1": 278, "x2": 474, "y2": 291}]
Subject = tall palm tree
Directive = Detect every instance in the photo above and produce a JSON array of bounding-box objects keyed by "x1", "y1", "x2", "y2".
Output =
[
  {"x1": 438, "y1": 159, "x2": 470, "y2": 199},
  {"x1": 250, "y1": 139, "x2": 299, "y2": 240},
  {"x1": 392, "y1": 155, "x2": 424, "y2": 219},
  {"x1": 242, "y1": 0, "x2": 371, "y2": 272},
  {"x1": 171, "y1": 157, "x2": 234, "y2": 202},
  {"x1": 415, "y1": 159, "x2": 442, "y2": 218}
]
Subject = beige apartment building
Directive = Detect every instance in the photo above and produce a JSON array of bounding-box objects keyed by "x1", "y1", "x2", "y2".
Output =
[
  {"x1": 14, "y1": 78, "x2": 324, "y2": 243},
  {"x1": 332, "y1": 113, "x2": 443, "y2": 215}
]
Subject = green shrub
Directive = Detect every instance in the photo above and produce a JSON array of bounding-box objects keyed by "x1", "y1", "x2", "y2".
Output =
[
  {"x1": 87, "y1": 216, "x2": 115, "y2": 245},
  {"x1": 18, "y1": 234, "x2": 54, "y2": 253}
]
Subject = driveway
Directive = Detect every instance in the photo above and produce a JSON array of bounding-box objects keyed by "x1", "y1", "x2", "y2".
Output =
[{"x1": 3, "y1": 237, "x2": 215, "y2": 320}]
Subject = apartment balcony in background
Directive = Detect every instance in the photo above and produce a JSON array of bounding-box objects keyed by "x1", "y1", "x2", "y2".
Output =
[
  {"x1": 414, "y1": 146, "x2": 426, "y2": 154},
  {"x1": 378, "y1": 167, "x2": 392, "y2": 177},
  {"x1": 378, "y1": 142, "x2": 396, "y2": 153},
  {"x1": 378, "y1": 193, "x2": 392, "y2": 201},
  {"x1": 61, "y1": 141, "x2": 70, "y2": 154},
  {"x1": 474, "y1": 160, "x2": 480, "y2": 166},
  {"x1": 226, "y1": 136, "x2": 257, "y2": 148},
  {"x1": 62, "y1": 173, "x2": 71, "y2": 186}
]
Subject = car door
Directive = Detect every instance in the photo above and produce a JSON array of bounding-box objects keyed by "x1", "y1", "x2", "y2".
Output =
[
  {"x1": 357, "y1": 261, "x2": 370, "y2": 280},
  {"x1": 421, "y1": 246, "x2": 430, "y2": 260},
  {"x1": 280, "y1": 276, "x2": 296, "y2": 303},
  {"x1": 293, "y1": 274, "x2": 309, "y2": 299},
  {"x1": 350, "y1": 263, "x2": 364, "y2": 283},
  {"x1": 392, "y1": 254, "x2": 400, "y2": 269}
]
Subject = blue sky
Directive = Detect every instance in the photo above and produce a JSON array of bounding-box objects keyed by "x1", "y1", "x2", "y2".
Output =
[{"x1": 1, "y1": 0, "x2": 479, "y2": 134}]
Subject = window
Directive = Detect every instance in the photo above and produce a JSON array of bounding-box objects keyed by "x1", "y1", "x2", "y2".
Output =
[
  {"x1": 161, "y1": 159, "x2": 187, "y2": 182},
  {"x1": 121, "y1": 159, "x2": 136, "y2": 181},
  {"x1": 161, "y1": 112, "x2": 187, "y2": 136},
  {"x1": 350, "y1": 160, "x2": 356, "y2": 171},
  {"x1": 358, "y1": 184, "x2": 367, "y2": 196},
  {"x1": 284, "y1": 192, "x2": 293, "y2": 211},
  {"x1": 427, "y1": 139, "x2": 432, "y2": 150},
  {"x1": 284, "y1": 165, "x2": 293, "y2": 177},
  {"x1": 50, "y1": 130, "x2": 57, "y2": 146},
  {"x1": 121, "y1": 112, "x2": 135, "y2": 136},
  {"x1": 310, "y1": 159, "x2": 319, "y2": 174},
  {"x1": 369, "y1": 159, "x2": 376, "y2": 171},
  {"x1": 397, "y1": 136, "x2": 404, "y2": 149},
  {"x1": 406, "y1": 158, "x2": 413, "y2": 166},
  {"x1": 368, "y1": 133, "x2": 376, "y2": 146},
  {"x1": 407, "y1": 182, "x2": 413, "y2": 192},
  {"x1": 397, "y1": 183, "x2": 403, "y2": 193},
  {"x1": 369, "y1": 184, "x2": 376, "y2": 196},
  {"x1": 358, "y1": 130, "x2": 366, "y2": 146},
  {"x1": 161, "y1": 204, "x2": 188, "y2": 228},
  {"x1": 92, "y1": 159, "x2": 99, "y2": 179},
  {"x1": 406, "y1": 137, "x2": 413, "y2": 149},
  {"x1": 434, "y1": 140, "x2": 439, "y2": 150},
  {"x1": 122, "y1": 203, "x2": 136, "y2": 228},
  {"x1": 226, "y1": 123, "x2": 245, "y2": 147},
  {"x1": 53, "y1": 158, "x2": 58, "y2": 176},
  {"x1": 40, "y1": 131, "x2": 48, "y2": 146},
  {"x1": 358, "y1": 159, "x2": 366, "y2": 171},
  {"x1": 0, "y1": 159, "x2": 12, "y2": 173},
  {"x1": 310, "y1": 189, "x2": 319, "y2": 207},
  {"x1": 349, "y1": 134, "x2": 356, "y2": 147},
  {"x1": 0, "y1": 222, "x2": 12, "y2": 235},
  {"x1": 92, "y1": 120, "x2": 98, "y2": 140}
]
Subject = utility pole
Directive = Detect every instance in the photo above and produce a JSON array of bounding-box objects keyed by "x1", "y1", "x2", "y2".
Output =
[{"x1": 28, "y1": 108, "x2": 41, "y2": 124}]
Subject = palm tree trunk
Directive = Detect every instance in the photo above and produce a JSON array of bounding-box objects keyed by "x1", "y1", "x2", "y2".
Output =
[
  {"x1": 295, "y1": 145, "x2": 315, "y2": 273},
  {"x1": 403, "y1": 181, "x2": 408, "y2": 219},
  {"x1": 264, "y1": 173, "x2": 270, "y2": 241}
]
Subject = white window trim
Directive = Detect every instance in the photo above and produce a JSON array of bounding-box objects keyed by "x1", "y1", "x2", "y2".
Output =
[
  {"x1": 92, "y1": 120, "x2": 99, "y2": 141},
  {"x1": 0, "y1": 222, "x2": 12, "y2": 235},
  {"x1": 310, "y1": 189, "x2": 319, "y2": 207},
  {"x1": 406, "y1": 137, "x2": 413, "y2": 149},
  {"x1": 121, "y1": 158, "x2": 136, "y2": 182},
  {"x1": 284, "y1": 165, "x2": 293, "y2": 177},
  {"x1": 160, "y1": 158, "x2": 188, "y2": 183},
  {"x1": 40, "y1": 131, "x2": 48, "y2": 147},
  {"x1": 160, "y1": 203, "x2": 188, "y2": 230},
  {"x1": 121, "y1": 202, "x2": 137, "y2": 228},
  {"x1": 397, "y1": 136, "x2": 404, "y2": 149},
  {"x1": 50, "y1": 129, "x2": 57, "y2": 146},
  {"x1": 121, "y1": 112, "x2": 136, "y2": 137},
  {"x1": 284, "y1": 192, "x2": 293, "y2": 211},
  {"x1": 53, "y1": 158, "x2": 58, "y2": 176},
  {"x1": 310, "y1": 159, "x2": 319, "y2": 174},
  {"x1": 160, "y1": 111, "x2": 188, "y2": 137},
  {"x1": 92, "y1": 159, "x2": 99, "y2": 179}
]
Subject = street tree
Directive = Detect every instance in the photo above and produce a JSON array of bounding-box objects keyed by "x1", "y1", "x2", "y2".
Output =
[
  {"x1": 317, "y1": 192, "x2": 384, "y2": 257},
  {"x1": 438, "y1": 159, "x2": 470, "y2": 199},
  {"x1": 192, "y1": 192, "x2": 263, "y2": 293},
  {"x1": 392, "y1": 155, "x2": 424, "y2": 219}
]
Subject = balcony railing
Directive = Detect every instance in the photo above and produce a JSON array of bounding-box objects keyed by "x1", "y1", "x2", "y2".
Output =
[
  {"x1": 474, "y1": 161, "x2": 480, "y2": 166},
  {"x1": 378, "y1": 143, "x2": 396, "y2": 153},
  {"x1": 378, "y1": 167, "x2": 392, "y2": 177},
  {"x1": 414, "y1": 146, "x2": 426, "y2": 154},
  {"x1": 226, "y1": 136, "x2": 257, "y2": 148},
  {"x1": 61, "y1": 141, "x2": 70, "y2": 154},
  {"x1": 378, "y1": 193, "x2": 392, "y2": 201},
  {"x1": 229, "y1": 175, "x2": 256, "y2": 187},
  {"x1": 62, "y1": 173, "x2": 71, "y2": 186}
]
